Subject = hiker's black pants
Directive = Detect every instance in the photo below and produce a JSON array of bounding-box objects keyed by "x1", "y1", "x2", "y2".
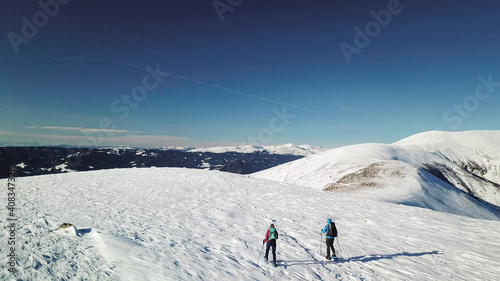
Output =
[
  {"x1": 326, "y1": 238, "x2": 336, "y2": 258},
  {"x1": 265, "y1": 240, "x2": 276, "y2": 261}
]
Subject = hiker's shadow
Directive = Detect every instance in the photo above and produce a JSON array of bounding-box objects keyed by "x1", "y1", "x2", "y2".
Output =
[
  {"x1": 281, "y1": 251, "x2": 442, "y2": 268},
  {"x1": 347, "y1": 251, "x2": 442, "y2": 263}
]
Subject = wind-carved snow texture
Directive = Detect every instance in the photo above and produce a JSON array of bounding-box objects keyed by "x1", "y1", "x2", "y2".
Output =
[
  {"x1": 1, "y1": 168, "x2": 500, "y2": 280},
  {"x1": 254, "y1": 131, "x2": 500, "y2": 219}
]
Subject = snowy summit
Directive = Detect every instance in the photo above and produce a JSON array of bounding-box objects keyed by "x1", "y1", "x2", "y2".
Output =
[{"x1": 254, "y1": 130, "x2": 500, "y2": 220}]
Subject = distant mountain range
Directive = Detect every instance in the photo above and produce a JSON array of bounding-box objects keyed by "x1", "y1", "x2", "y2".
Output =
[
  {"x1": 0, "y1": 142, "x2": 322, "y2": 155},
  {"x1": 0, "y1": 144, "x2": 320, "y2": 179},
  {"x1": 184, "y1": 143, "x2": 322, "y2": 156}
]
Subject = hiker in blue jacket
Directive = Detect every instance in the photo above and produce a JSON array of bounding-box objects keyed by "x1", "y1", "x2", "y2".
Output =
[{"x1": 321, "y1": 218, "x2": 338, "y2": 260}]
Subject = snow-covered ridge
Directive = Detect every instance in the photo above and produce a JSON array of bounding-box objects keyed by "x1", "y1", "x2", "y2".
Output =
[
  {"x1": 254, "y1": 131, "x2": 500, "y2": 218},
  {"x1": 395, "y1": 130, "x2": 500, "y2": 185},
  {"x1": 186, "y1": 143, "x2": 323, "y2": 156}
]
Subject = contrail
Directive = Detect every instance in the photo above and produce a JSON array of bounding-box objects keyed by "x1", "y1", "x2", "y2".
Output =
[
  {"x1": 122, "y1": 63, "x2": 318, "y2": 113},
  {"x1": 54, "y1": 58, "x2": 117, "y2": 60},
  {"x1": 332, "y1": 103, "x2": 372, "y2": 115}
]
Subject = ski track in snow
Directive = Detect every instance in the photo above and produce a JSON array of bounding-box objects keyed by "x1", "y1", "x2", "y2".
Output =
[{"x1": 0, "y1": 168, "x2": 499, "y2": 280}]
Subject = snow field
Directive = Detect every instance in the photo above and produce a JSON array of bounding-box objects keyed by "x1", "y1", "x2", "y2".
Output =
[{"x1": 0, "y1": 168, "x2": 499, "y2": 280}]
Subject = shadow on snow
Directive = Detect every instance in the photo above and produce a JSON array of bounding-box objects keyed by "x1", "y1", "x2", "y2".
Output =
[{"x1": 280, "y1": 251, "x2": 443, "y2": 267}]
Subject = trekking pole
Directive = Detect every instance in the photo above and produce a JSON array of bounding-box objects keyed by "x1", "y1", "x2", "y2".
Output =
[
  {"x1": 319, "y1": 233, "x2": 323, "y2": 256},
  {"x1": 256, "y1": 242, "x2": 265, "y2": 265},
  {"x1": 335, "y1": 237, "x2": 342, "y2": 258}
]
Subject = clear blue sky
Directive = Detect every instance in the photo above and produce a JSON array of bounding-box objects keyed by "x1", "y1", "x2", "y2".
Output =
[{"x1": 1, "y1": 0, "x2": 500, "y2": 148}]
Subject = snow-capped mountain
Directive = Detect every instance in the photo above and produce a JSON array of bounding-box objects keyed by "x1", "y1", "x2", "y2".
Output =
[
  {"x1": 254, "y1": 131, "x2": 500, "y2": 219},
  {"x1": 0, "y1": 141, "x2": 44, "y2": 147},
  {"x1": 187, "y1": 143, "x2": 322, "y2": 156},
  {"x1": 1, "y1": 168, "x2": 499, "y2": 280},
  {"x1": 395, "y1": 130, "x2": 500, "y2": 185}
]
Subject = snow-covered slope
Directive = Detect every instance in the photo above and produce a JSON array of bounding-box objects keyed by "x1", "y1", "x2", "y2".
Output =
[
  {"x1": 188, "y1": 143, "x2": 322, "y2": 156},
  {"x1": 254, "y1": 131, "x2": 500, "y2": 218},
  {"x1": 396, "y1": 130, "x2": 500, "y2": 185},
  {"x1": 1, "y1": 168, "x2": 499, "y2": 280}
]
